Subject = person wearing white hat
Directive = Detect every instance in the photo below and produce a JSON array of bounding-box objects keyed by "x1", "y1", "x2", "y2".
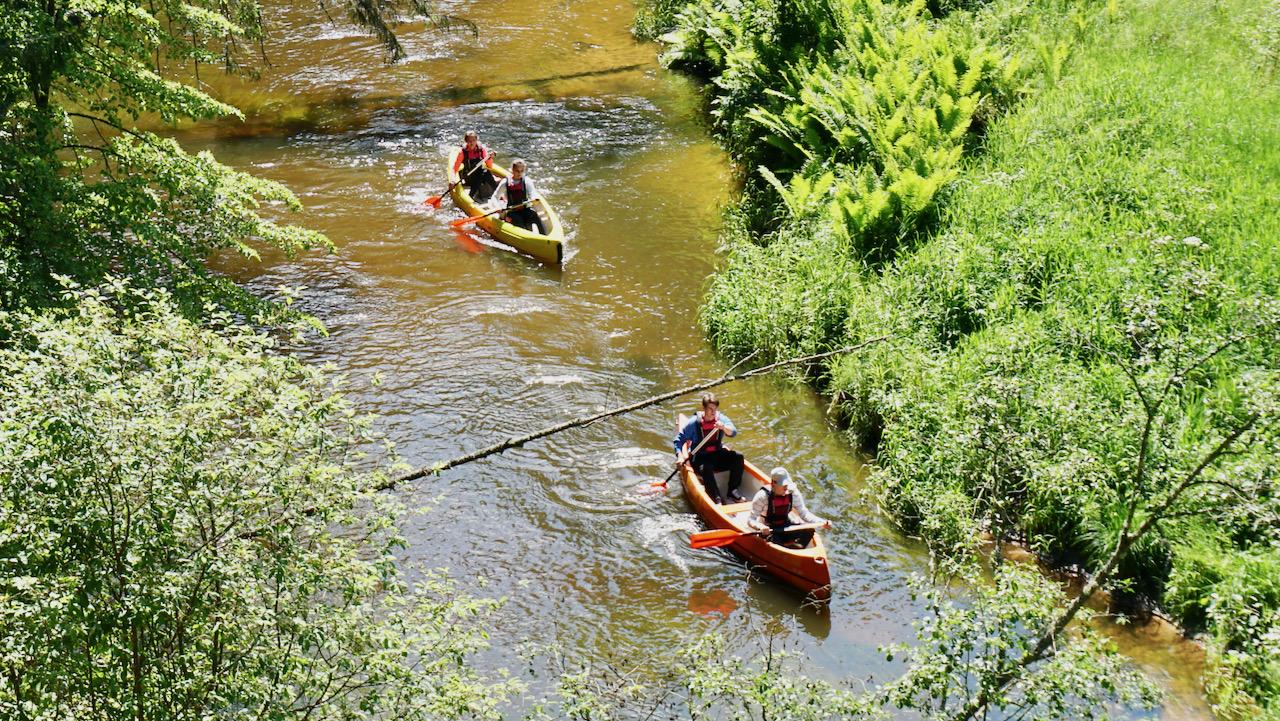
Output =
[{"x1": 748, "y1": 467, "x2": 831, "y2": 548}]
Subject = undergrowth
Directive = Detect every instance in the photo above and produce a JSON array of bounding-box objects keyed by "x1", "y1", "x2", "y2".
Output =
[{"x1": 650, "y1": 0, "x2": 1280, "y2": 712}]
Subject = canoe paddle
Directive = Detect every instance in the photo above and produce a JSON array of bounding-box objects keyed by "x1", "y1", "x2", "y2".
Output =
[
  {"x1": 449, "y1": 199, "x2": 535, "y2": 228},
  {"x1": 423, "y1": 158, "x2": 488, "y2": 208},
  {"x1": 690, "y1": 522, "x2": 824, "y2": 550},
  {"x1": 652, "y1": 423, "x2": 722, "y2": 490}
]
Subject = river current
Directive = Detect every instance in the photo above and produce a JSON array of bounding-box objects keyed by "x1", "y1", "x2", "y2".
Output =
[{"x1": 183, "y1": 0, "x2": 1209, "y2": 716}]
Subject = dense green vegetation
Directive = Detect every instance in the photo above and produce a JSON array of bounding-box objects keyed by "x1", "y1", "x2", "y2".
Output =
[
  {"x1": 0, "y1": 0, "x2": 326, "y2": 320},
  {"x1": 0, "y1": 282, "x2": 516, "y2": 719},
  {"x1": 0, "y1": 2, "x2": 511, "y2": 719},
  {"x1": 645, "y1": 0, "x2": 1280, "y2": 712},
  {"x1": 535, "y1": 563, "x2": 1157, "y2": 721},
  {"x1": 0, "y1": 0, "x2": 465, "y2": 319}
]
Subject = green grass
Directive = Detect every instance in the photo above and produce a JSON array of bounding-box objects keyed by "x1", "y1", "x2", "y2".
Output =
[{"x1": 691, "y1": 0, "x2": 1280, "y2": 712}]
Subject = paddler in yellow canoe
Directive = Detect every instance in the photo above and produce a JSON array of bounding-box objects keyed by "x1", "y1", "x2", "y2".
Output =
[
  {"x1": 452, "y1": 130, "x2": 497, "y2": 201},
  {"x1": 489, "y1": 158, "x2": 547, "y2": 235}
]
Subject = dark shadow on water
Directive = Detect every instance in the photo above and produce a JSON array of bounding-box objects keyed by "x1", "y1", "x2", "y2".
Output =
[
  {"x1": 744, "y1": 578, "x2": 834, "y2": 640},
  {"x1": 203, "y1": 63, "x2": 651, "y2": 139}
]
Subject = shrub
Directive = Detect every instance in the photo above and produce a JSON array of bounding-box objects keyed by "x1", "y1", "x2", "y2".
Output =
[{"x1": 0, "y1": 281, "x2": 515, "y2": 720}]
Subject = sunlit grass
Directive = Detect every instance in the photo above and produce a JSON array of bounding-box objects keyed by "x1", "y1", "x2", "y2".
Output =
[{"x1": 690, "y1": 0, "x2": 1280, "y2": 711}]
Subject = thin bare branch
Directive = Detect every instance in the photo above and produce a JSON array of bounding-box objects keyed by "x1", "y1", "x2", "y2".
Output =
[{"x1": 378, "y1": 337, "x2": 889, "y2": 490}]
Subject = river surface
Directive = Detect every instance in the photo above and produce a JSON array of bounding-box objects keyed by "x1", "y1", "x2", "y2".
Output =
[{"x1": 183, "y1": 0, "x2": 1209, "y2": 717}]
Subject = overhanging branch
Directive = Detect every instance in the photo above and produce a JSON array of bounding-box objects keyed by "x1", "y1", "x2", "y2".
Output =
[{"x1": 376, "y1": 337, "x2": 888, "y2": 491}]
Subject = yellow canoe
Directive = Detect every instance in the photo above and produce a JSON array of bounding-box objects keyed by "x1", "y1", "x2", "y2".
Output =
[{"x1": 446, "y1": 149, "x2": 566, "y2": 265}]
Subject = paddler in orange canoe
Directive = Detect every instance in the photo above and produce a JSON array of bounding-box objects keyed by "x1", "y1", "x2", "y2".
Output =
[
  {"x1": 748, "y1": 467, "x2": 831, "y2": 548},
  {"x1": 673, "y1": 392, "x2": 746, "y2": 505}
]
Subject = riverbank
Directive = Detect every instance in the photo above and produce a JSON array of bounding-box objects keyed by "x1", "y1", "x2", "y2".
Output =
[{"x1": 646, "y1": 0, "x2": 1280, "y2": 713}]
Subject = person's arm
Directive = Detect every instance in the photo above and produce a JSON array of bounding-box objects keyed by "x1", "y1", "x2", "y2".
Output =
[
  {"x1": 489, "y1": 179, "x2": 507, "y2": 206},
  {"x1": 483, "y1": 146, "x2": 495, "y2": 168},
  {"x1": 452, "y1": 149, "x2": 464, "y2": 172},
  {"x1": 790, "y1": 488, "x2": 825, "y2": 525},
  {"x1": 717, "y1": 413, "x2": 737, "y2": 438},
  {"x1": 748, "y1": 491, "x2": 769, "y2": 531},
  {"x1": 673, "y1": 416, "x2": 697, "y2": 459}
]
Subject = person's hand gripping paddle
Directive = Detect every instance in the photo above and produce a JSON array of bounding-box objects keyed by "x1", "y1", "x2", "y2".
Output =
[{"x1": 652, "y1": 423, "x2": 720, "y2": 490}]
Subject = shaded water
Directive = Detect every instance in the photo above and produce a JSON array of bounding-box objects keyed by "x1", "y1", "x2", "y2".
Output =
[{"x1": 187, "y1": 0, "x2": 1210, "y2": 716}]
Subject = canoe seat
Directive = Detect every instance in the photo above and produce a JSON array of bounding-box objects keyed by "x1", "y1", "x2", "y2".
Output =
[{"x1": 722, "y1": 502, "x2": 752, "y2": 515}]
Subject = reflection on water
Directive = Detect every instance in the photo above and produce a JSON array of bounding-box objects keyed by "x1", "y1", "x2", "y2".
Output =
[
  {"x1": 185, "y1": 0, "x2": 1212, "y2": 718},
  {"x1": 448, "y1": 226, "x2": 486, "y2": 254},
  {"x1": 688, "y1": 587, "x2": 738, "y2": 619}
]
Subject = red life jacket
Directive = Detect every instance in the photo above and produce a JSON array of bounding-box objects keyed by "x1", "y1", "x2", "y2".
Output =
[
  {"x1": 765, "y1": 490, "x2": 793, "y2": 527},
  {"x1": 506, "y1": 177, "x2": 528, "y2": 208},
  {"x1": 461, "y1": 144, "x2": 488, "y2": 175},
  {"x1": 698, "y1": 414, "x2": 720, "y2": 453}
]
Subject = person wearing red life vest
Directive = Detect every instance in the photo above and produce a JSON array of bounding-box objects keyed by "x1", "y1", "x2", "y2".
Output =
[
  {"x1": 748, "y1": 467, "x2": 830, "y2": 549},
  {"x1": 673, "y1": 392, "x2": 745, "y2": 504},
  {"x1": 452, "y1": 130, "x2": 497, "y2": 201},
  {"x1": 489, "y1": 158, "x2": 547, "y2": 235}
]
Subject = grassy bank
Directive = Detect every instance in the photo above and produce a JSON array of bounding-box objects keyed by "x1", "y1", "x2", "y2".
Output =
[{"x1": 645, "y1": 0, "x2": 1280, "y2": 712}]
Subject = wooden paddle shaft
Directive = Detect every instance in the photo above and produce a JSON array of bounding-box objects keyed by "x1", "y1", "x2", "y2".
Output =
[{"x1": 690, "y1": 521, "x2": 825, "y2": 548}]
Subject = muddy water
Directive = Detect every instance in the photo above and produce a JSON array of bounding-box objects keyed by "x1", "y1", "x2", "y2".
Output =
[{"x1": 185, "y1": 0, "x2": 1210, "y2": 716}]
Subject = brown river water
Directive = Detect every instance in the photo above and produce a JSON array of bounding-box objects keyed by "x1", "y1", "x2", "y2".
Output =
[{"x1": 179, "y1": 0, "x2": 1210, "y2": 716}]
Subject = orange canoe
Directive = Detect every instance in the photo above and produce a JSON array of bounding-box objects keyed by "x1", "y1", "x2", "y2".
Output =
[{"x1": 678, "y1": 415, "x2": 832, "y2": 602}]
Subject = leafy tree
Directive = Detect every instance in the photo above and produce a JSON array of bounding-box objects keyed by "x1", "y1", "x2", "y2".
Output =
[
  {"x1": 0, "y1": 280, "x2": 515, "y2": 720},
  {"x1": 0, "y1": 0, "x2": 462, "y2": 318},
  {"x1": 939, "y1": 314, "x2": 1280, "y2": 721},
  {"x1": 518, "y1": 568, "x2": 1157, "y2": 721},
  {"x1": 883, "y1": 566, "x2": 1160, "y2": 721}
]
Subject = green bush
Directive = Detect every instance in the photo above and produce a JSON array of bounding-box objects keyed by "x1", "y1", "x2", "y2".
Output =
[
  {"x1": 1167, "y1": 537, "x2": 1280, "y2": 718},
  {"x1": 666, "y1": 0, "x2": 1280, "y2": 708},
  {"x1": 0, "y1": 281, "x2": 516, "y2": 720}
]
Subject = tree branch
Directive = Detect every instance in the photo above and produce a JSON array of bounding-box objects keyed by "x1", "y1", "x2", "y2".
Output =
[
  {"x1": 376, "y1": 337, "x2": 888, "y2": 491},
  {"x1": 946, "y1": 411, "x2": 1261, "y2": 721}
]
